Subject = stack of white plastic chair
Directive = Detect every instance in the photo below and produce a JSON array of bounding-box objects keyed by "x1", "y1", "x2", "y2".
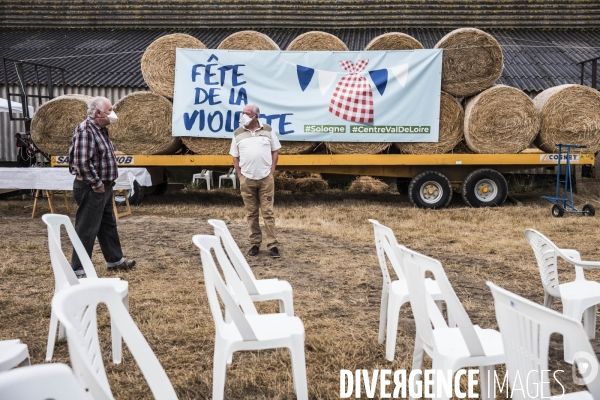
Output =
[
  {"x1": 208, "y1": 219, "x2": 294, "y2": 315},
  {"x1": 192, "y1": 235, "x2": 307, "y2": 400},
  {"x1": 52, "y1": 282, "x2": 178, "y2": 400},
  {"x1": 191, "y1": 169, "x2": 213, "y2": 190},
  {"x1": 488, "y1": 281, "x2": 600, "y2": 399},
  {"x1": 0, "y1": 363, "x2": 89, "y2": 400},
  {"x1": 42, "y1": 214, "x2": 129, "y2": 364},
  {"x1": 401, "y1": 246, "x2": 505, "y2": 400},
  {"x1": 0, "y1": 339, "x2": 30, "y2": 372},
  {"x1": 218, "y1": 168, "x2": 238, "y2": 189},
  {"x1": 369, "y1": 219, "x2": 449, "y2": 361},
  {"x1": 525, "y1": 229, "x2": 600, "y2": 361}
]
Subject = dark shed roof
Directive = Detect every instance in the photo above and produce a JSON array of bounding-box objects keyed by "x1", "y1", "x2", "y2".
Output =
[
  {"x1": 1, "y1": 1, "x2": 600, "y2": 29},
  {"x1": 1, "y1": 28, "x2": 599, "y2": 93}
]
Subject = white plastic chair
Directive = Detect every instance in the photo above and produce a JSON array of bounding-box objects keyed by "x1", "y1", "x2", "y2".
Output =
[
  {"x1": 192, "y1": 169, "x2": 213, "y2": 190},
  {"x1": 488, "y1": 281, "x2": 600, "y2": 400},
  {"x1": 0, "y1": 339, "x2": 30, "y2": 372},
  {"x1": 52, "y1": 282, "x2": 178, "y2": 400},
  {"x1": 42, "y1": 214, "x2": 129, "y2": 364},
  {"x1": 192, "y1": 235, "x2": 307, "y2": 400},
  {"x1": 401, "y1": 246, "x2": 504, "y2": 400},
  {"x1": 0, "y1": 363, "x2": 89, "y2": 400},
  {"x1": 208, "y1": 219, "x2": 294, "y2": 316},
  {"x1": 525, "y1": 229, "x2": 600, "y2": 359},
  {"x1": 218, "y1": 168, "x2": 238, "y2": 189},
  {"x1": 369, "y1": 219, "x2": 450, "y2": 361}
]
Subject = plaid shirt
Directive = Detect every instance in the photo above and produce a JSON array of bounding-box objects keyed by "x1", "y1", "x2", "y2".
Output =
[{"x1": 68, "y1": 117, "x2": 118, "y2": 189}]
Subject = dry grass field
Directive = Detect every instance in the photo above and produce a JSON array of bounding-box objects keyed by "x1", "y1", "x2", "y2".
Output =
[{"x1": 2, "y1": 181, "x2": 600, "y2": 399}]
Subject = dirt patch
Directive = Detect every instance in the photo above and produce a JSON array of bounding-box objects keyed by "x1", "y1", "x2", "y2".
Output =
[{"x1": 2, "y1": 188, "x2": 600, "y2": 399}]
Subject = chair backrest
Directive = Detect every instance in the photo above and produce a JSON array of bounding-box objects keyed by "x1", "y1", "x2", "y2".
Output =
[
  {"x1": 52, "y1": 282, "x2": 178, "y2": 400},
  {"x1": 368, "y1": 219, "x2": 406, "y2": 284},
  {"x1": 401, "y1": 246, "x2": 485, "y2": 357},
  {"x1": 226, "y1": 167, "x2": 235, "y2": 177},
  {"x1": 192, "y1": 235, "x2": 258, "y2": 341},
  {"x1": 488, "y1": 282, "x2": 600, "y2": 399},
  {"x1": 524, "y1": 229, "x2": 563, "y2": 298},
  {"x1": 208, "y1": 219, "x2": 259, "y2": 295},
  {"x1": 0, "y1": 363, "x2": 90, "y2": 400},
  {"x1": 42, "y1": 214, "x2": 98, "y2": 290}
]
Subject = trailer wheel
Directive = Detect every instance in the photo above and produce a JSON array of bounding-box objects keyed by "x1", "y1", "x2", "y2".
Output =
[
  {"x1": 583, "y1": 204, "x2": 595, "y2": 217},
  {"x1": 552, "y1": 204, "x2": 565, "y2": 218},
  {"x1": 408, "y1": 171, "x2": 453, "y2": 209},
  {"x1": 461, "y1": 169, "x2": 508, "y2": 208},
  {"x1": 114, "y1": 180, "x2": 145, "y2": 206}
]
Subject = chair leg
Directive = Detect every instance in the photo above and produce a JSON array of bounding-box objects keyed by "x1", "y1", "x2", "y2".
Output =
[
  {"x1": 212, "y1": 345, "x2": 228, "y2": 400},
  {"x1": 543, "y1": 293, "x2": 554, "y2": 308},
  {"x1": 111, "y1": 316, "x2": 122, "y2": 364},
  {"x1": 410, "y1": 336, "x2": 426, "y2": 400},
  {"x1": 378, "y1": 284, "x2": 389, "y2": 345},
  {"x1": 46, "y1": 311, "x2": 59, "y2": 361},
  {"x1": 280, "y1": 292, "x2": 295, "y2": 316},
  {"x1": 430, "y1": 360, "x2": 453, "y2": 400},
  {"x1": 386, "y1": 295, "x2": 402, "y2": 361},
  {"x1": 583, "y1": 305, "x2": 597, "y2": 340},
  {"x1": 479, "y1": 365, "x2": 494, "y2": 400},
  {"x1": 290, "y1": 335, "x2": 309, "y2": 400}
]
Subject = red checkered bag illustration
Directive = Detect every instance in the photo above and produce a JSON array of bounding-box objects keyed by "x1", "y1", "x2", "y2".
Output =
[{"x1": 328, "y1": 59, "x2": 374, "y2": 123}]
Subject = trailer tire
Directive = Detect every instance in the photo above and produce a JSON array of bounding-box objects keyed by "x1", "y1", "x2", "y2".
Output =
[
  {"x1": 583, "y1": 204, "x2": 595, "y2": 217},
  {"x1": 408, "y1": 171, "x2": 453, "y2": 209},
  {"x1": 114, "y1": 180, "x2": 145, "y2": 206},
  {"x1": 552, "y1": 204, "x2": 565, "y2": 218},
  {"x1": 461, "y1": 169, "x2": 508, "y2": 208}
]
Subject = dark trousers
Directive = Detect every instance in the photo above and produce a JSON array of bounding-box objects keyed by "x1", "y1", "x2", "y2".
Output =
[{"x1": 71, "y1": 179, "x2": 124, "y2": 271}]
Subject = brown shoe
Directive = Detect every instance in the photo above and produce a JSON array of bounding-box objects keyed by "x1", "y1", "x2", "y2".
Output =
[
  {"x1": 248, "y1": 245, "x2": 259, "y2": 257},
  {"x1": 269, "y1": 247, "x2": 281, "y2": 258}
]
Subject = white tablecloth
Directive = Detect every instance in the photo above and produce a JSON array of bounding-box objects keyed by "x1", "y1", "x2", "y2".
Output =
[{"x1": 0, "y1": 168, "x2": 152, "y2": 191}]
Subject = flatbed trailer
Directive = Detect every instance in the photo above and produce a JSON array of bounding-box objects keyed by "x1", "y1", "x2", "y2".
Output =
[{"x1": 52, "y1": 152, "x2": 595, "y2": 209}]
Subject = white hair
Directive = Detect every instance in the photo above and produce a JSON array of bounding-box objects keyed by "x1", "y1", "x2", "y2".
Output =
[
  {"x1": 250, "y1": 104, "x2": 260, "y2": 116},
  {"x1": 87, "y1": 96, "x2": 111, "y2": 117}
]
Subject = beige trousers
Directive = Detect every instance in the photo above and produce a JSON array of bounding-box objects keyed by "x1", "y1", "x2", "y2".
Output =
[{"x1": 239, "y1": 174, "x2": 278, "y2": 249}]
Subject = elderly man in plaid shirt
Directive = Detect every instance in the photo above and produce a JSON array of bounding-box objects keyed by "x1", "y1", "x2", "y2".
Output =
[{"x1": 68, "y1": 96, "x2": 136, "y2": 278}]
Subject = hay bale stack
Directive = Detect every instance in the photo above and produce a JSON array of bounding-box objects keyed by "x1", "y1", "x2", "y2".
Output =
[
  {"x1": 397, "y1": 92, "x2": 464, "y2": 154},
  {"x1": 348, "y1": 176, "x2": 390, "y2": 193},
  {"x1": 365, "y1": 32, "x2": 424, "y2": 50},
  {"x1": 464, "y1": 85, "x2": 540, "y2": 154},
  {"x1": 434, "y1": 28, "x2": 503, "y2": 97},
  {"x1": 286, "y1": 31, "x2": 349, "y2": 51},
  {"x1": 533, "y1": 84, "x2": 600, "y2": 153},
  {"x1": 217, "y1": 30, "x2": 280, "y2": 50},
  {"x1": 31, "y1": 94, "x2": 92, "y2": 156},
  {"x1": 451, "y1": 140, "x2": 475, "y2": 154},
  {"x1": 110, "y1": 91, "x2": 181, "y2": 155},
  {"x1": 141, "y1": 33, "x2": 206, "y2": 99}
]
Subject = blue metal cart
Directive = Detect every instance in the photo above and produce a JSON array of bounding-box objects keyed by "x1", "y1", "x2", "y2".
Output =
[{"x1": 541, "y1": 143, "x2": 595, "y2": 217}]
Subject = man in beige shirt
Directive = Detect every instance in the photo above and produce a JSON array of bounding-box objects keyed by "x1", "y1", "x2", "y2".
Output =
[{"x1": 230, "y1": 103, "x2": 282, "y2": 258}]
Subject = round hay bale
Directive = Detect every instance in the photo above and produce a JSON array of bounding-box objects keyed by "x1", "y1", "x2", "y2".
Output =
[
  {"x1": 110, "y1": 91, "x2": 180, "y2": 155},
  {"x1": 296, "y1": 177, "x2": 328, "y2": 192},
  {"x1": 182, "y1": 137, "x2": 231, "y2": 155},
  {"x1": 286, "y1": 31, "x2": 348, "y2": 51},
  {"x1": 326, "y1": 142, "x2": 390, "y2": 154},
  {"x1": 365, "y1": 32, "x2": 424, "y2": 50},
  {"x1": 31, "y1": 94, "x2": 92, "y2": 156},
  {"x1": 533, "y1": 84, "x2": 600, "y2": 153},
  {"x1": 278, "y1": 141, "x2": 319, "y2": 155},
  {"x1": 397, "y1": 92, "x2": 464, "y2": 154},
  {"x1": 434, "y1": 28, "x2": 503, "y2": 97},
  {"x1": 217, "y1": 30, "x2": 280, "y2": 50},
  {"x1": 463, "y1": 85, "x2": 540, "y2": 154},
  {"x1": 348, "y1": 176, "x2": 390, "y2": 193},
  {"x1": 141, "y1": 33, "x2": 206, "y2": 99}
]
